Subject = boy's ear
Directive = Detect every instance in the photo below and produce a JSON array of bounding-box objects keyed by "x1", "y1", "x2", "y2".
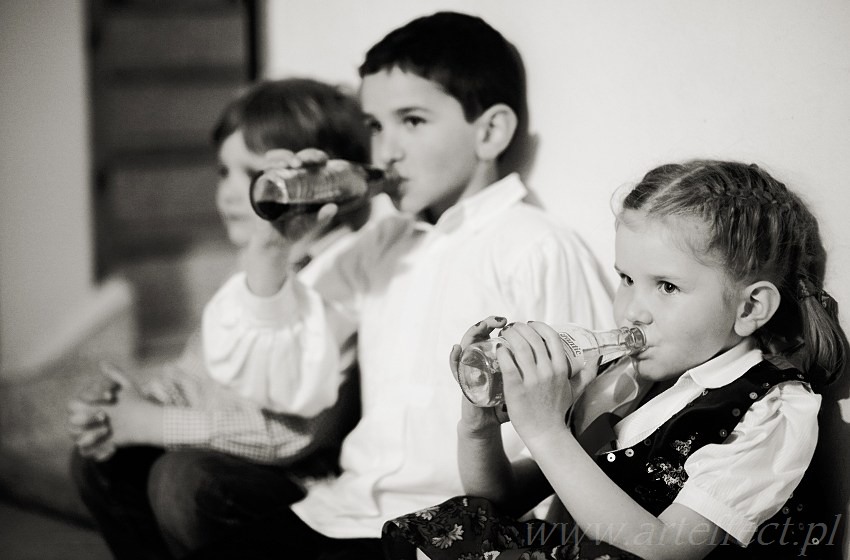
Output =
[
  {"x1": 734, "y1": 281, "x2": 781, "y2": 337},
  {"x1": 474, "y1": 104, "x2": 518, "y2": 162}
]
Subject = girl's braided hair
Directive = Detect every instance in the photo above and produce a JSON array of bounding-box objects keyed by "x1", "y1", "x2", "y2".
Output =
[{"x1": 621, "y1": 160, "x2": 846, "y2": 386}]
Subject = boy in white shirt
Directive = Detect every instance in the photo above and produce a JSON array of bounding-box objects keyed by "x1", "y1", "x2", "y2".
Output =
[{"x1": 187, "y1": 11, "x2": 615, "y2": 559}]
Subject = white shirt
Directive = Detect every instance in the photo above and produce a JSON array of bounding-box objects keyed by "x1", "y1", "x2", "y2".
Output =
[
  {"x1": 612, "y1": 339, "x2": 821, "y2": 545},
  {"x1": 203, "y1": 173, "x2": 615, "y2": 538}
]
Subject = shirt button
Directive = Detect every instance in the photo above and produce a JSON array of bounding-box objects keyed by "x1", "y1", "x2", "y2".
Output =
[
  {"x1": 643, "y1": 439, "x2": 652, "y2": 446},
  {"x1": 606, "y1": 453, "x2": 616, "y2": 462},
  {"x1": 782, "y1": 507, "x2": 790, "y2": 515},
  {"x1": 731, "y1": 408, "x2": 741, "y2": 417},
  {"x1": 625, "y1": 448, "x2": 635, "y2": 458},
  {"x1": 812, "y1": 537, "x2": 821, "y2": 545},
  {"x1": 762, "y1": 382, "x2": 771, "y2": 388},
  {"x1": 749, "y1": 391, "x2": 758, "y2": 399},
  {"x1": 719, "y1": 429, "x2": 728, "y2": 438}
]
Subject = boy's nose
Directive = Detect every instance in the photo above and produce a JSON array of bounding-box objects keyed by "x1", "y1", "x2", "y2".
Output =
[{"x1": 373, "y1": 134, "x2": 402, "y2": 167}]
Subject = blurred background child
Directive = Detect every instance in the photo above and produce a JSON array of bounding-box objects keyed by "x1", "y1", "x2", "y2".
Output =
[{"x1": 67, "y1": 77, "x2": 386, "y2": 559}]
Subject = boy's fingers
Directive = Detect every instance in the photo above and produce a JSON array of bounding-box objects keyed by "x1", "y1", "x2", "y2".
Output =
[
  {"x1": 75, "y1": 424, "x2": 110, "y2": 449},
  {"x1": 99, "y1": 361, "x2": 130, "y2": 389},
  {"x1": 294, "y1": 148, "x2": 329, "y2": 166},
  {"x1": 262, "y1": 149, "x2": 297, "y2": 167}
]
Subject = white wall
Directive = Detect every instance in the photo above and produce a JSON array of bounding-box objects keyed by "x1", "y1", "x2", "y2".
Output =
[
  {"x1": 0, "y1": 1, "x2": 131, "y2": 377},
  {"x1": 263, "y1": 0, "x2": 850, "y2": 321}
]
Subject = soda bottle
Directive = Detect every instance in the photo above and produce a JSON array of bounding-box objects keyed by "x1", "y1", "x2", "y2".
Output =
[
  {"x1": 456, "y1": 324, "x2": 646, "y2": 407},
  {"x1": 250, "y1": 159, "x2": 399, "y2": 221}
]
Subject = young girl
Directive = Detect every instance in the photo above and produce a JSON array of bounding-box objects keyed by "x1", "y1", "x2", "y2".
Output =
[
  {"x1": 383, "y1": 160, "x2": 847, "y2": 559},
  {"x1": 68, "y1": 78, "x2": 383, "y2": 558}
]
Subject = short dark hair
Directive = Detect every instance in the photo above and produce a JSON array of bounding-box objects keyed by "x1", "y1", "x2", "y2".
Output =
[
  {"x1": 212, "y1": 78, "x2": 370, "y2": 164},
  {"x1": 358, "y1": 11, "x2": 525, "y2": 125}
]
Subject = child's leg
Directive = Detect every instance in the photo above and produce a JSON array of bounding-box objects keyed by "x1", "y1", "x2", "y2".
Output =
[
  {"x1": 70, "y1": 445, "x2": 172, "y2": 560},
  {"x1": 146, "y1": 449, "x2": 308, "y2": 557}
]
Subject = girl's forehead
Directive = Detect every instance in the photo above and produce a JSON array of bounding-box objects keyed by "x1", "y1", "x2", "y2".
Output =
[{"x1": 616, "y1": 211, "x2": 716, "y2": 271}]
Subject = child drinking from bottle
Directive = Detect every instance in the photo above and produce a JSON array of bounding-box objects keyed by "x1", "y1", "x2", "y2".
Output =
[
  {"x1": 383, "y1": 160, "x2": 848, "y2": 560},
  {"x1": 68, "y1": 78, "x2": 384, "y2": 559}
]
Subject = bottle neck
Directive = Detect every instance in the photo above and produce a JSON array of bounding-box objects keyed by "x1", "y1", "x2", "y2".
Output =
[{"x1": 593, "y1": 326, "x2": 646, "y2": 354}]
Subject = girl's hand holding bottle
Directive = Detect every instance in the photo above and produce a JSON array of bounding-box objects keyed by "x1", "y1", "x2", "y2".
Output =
[
  {"x1": 496, "y1": 322, "x2": 586, "y2": 444},
  {"x1": 451, "y1": 316, "x2": 511, "y2": 437}
]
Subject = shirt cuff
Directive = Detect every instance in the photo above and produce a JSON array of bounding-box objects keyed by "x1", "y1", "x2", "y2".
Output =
[
  {"x1": 162, "y1": 408, "x2": 213, "y2": 448},
  {"x1": 675, "y1": 482, "x2": 757, "y2": 545},
  {"x1": 235, "y1": 273, "x2": 300, "y2": 324}
]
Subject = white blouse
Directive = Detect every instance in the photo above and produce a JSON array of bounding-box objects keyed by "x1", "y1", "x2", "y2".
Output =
[{"x1": 612, "y1": 339, "x2": 821, "y2": 545}]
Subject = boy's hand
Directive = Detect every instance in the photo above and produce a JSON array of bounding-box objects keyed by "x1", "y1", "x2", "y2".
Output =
[
  {"x1": 454, "y1": 316, "x2": 510, "y2": 438},
  {"x1": 90, "y1": 363, "x2": 165, "y2": 447},
  {"x1": 244, "y1": 148, "x2": 339, "y2": 296},
  {"x1": 497, "y1": 322, "x2": 577, "y2": 446}
]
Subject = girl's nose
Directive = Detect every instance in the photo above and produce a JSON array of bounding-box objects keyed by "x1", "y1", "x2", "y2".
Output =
[{"x1": 623, "y1": 294, "x2": 652, "y2": 326}]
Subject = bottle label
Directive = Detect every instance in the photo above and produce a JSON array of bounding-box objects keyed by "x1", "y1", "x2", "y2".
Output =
[{"x1": 559, "y1": 332, "x2": 583, "y2": 358}]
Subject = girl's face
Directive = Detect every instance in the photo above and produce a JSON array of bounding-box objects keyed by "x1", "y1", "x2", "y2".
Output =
[
  {"x1": 216, "y1": 130, "x2": 266, "y2": 247},
  {"x1": 613, "y1": 210, "x2": 743, "y2": 383}
]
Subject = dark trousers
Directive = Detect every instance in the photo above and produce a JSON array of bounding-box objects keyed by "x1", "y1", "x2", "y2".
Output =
[
  {"x1": 181, "y1": 506, "x2": 382, "y2": 560},
  {"x1": 70, "y1": 447, "x2": 308, "y2": 559}
]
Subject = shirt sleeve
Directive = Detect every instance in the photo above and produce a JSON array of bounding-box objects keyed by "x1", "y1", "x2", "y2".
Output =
[
  {"x1": 505, "y1": 226, "x2": 615, "y2": 331},
  {"x1": 674, "y1": 381, "x2": 821, "y2": 545},
  {"x1": 161, "y1": 394, "x2": 354, "y2": 465},
  {"x1": 201, "y1": 271, "x2": 346, "y2": 416}
]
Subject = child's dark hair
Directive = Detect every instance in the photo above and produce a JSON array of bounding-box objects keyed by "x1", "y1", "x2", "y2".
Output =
[
  {"x1": 212, "y1": 78, "x2": 370, "y2": 164},
  {"x1": 620, "y1": 160, "x2": 847, "y2": 386},
  {"x1": 358, "y1": 11, "x2": 525, "y2": 130}
]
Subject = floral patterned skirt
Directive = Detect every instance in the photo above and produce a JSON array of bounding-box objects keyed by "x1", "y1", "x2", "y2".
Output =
[{"x1": 381, "y1": 496, "x2": 640, "y2": 560}]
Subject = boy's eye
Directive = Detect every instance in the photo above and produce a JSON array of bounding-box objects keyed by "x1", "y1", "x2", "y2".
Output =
[
  {"x1": 402, "y1": 115, "x2": 425, "y2": 128},
  {"x1": 659, "y1": 281, "x2": 679, "y2": 295},
  {"x1": 364, "y1": 118, "x2": 382, "y2": 135}
]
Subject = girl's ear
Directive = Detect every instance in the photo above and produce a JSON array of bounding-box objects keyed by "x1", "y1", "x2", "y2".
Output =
[
  {"x1": 734, "y1": 281, "x2": 781, "y2": 337},
  {"x1": 474, "y1": 103, "x2": 518, "y2": 162}
]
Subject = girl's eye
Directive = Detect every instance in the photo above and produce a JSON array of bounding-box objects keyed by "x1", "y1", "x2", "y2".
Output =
[
  {"x1": 659, "y1": 282, "x2": 679, "y2": 295},
  {"x1": 619, "y1": 273, "x2": 633, "y2": 287}
]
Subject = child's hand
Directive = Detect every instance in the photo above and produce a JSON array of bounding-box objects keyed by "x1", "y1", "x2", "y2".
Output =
[
  {"x1": 498, "y1": 322, "x2": 576, "y2": 445},
  {"x1": 244, "y1": 148, "x2": 339, "y2": 296},
  {"x1": 91, "y1": 363, "x2": 165, "y2": 447},
  {"x1": 453, "y1": 316, "x2": 510, "y2": 437}
]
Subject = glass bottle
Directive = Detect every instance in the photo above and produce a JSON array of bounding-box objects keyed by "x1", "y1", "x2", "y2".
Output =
[
  {"x1": 456, "y1": 324, "x2": 647, "y2": 407},
  {"x1": 250, "y1": 159, "x2": 399, "y2": 222}
]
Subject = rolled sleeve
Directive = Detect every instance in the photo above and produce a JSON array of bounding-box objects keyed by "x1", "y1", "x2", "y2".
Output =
[{"x1": 675, "y1": 382, "x2": 821, "y2": 544}]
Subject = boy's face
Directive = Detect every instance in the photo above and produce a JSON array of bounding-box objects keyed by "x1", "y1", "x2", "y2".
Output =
[
  {"x1": 612, "y1": 210, "x2": 743, "y2": 383},
  {"x1": 216, "y1": 130, "x2": 265, "y2": 247},
  {"x1": 360, "y1": 67, "x2": 482, "y2": 220}
]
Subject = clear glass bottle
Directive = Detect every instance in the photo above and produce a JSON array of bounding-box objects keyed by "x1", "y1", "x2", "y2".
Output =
[
  {"x1": 456, "y1": 324, "x2": 647, "y2": 407},
  {"x1": 249, "y1": 159, "x2": 399, "y2": 222}
]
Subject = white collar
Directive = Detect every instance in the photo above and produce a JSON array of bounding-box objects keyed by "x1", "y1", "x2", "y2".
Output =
[
  {"x1": 614, "y1": 338, "x2": 764, "y2": 449},
  {"x1": 412, "y1": 173, "x2": 527, "y2": 234}
]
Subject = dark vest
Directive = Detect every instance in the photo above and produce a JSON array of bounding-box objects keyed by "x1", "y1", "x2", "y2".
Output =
[{"x1": 593, "y1": 359, "x2": 835, "y2": 559}]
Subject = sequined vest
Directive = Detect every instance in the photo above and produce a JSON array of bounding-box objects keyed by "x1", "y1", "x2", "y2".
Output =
[{"x1": 593, "y1": 359, "x2": 836, "y2": 559}]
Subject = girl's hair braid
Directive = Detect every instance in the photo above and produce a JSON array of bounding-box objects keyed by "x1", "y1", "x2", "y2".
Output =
[{"x1": 619, "y1": 160, "x2": 847, "y2": 386}]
